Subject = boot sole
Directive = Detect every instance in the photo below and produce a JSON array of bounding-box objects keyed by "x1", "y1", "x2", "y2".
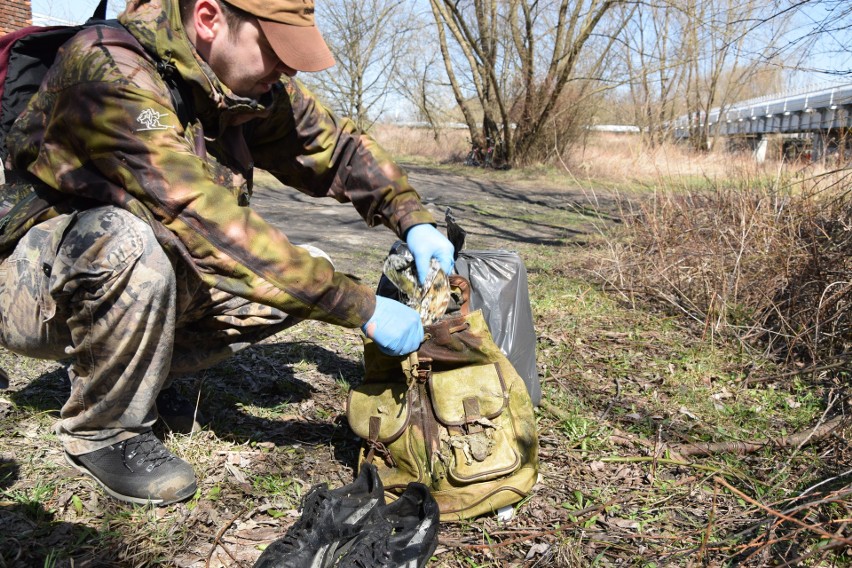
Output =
[{"x1": 65, "y1": 451, "x2": 197, "y2": 506}]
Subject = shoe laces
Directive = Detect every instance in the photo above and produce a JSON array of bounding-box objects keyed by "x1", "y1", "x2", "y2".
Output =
[
  {"x1": 276, "y1": 488, "x2": 331, "y2": 549},
  {"x1": 121, "y1": 433, "x2": 176, "y2": 473},
  {"x1": 342, "y1": 527, "x2": 393, "y2": 568}
]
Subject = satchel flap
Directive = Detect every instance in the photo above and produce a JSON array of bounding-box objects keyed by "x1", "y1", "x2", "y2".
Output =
[
  {"x1": 429, "y1": 363, "x2": 508, "y2": 426},
  {"x1": 347, "y1": 382, "x2": 409, "y2": 443}
]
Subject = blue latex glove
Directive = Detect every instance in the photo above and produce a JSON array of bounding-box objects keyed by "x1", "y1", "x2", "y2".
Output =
[
  {"x1": 405, "y1": 224, "x2": 455, "y2": 285},
  {"x1": 362, "y1": 296, "x2": 424, "y2": 356}
]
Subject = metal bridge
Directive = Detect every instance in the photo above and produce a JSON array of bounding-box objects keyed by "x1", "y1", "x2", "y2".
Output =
[{"x1": 673, "y1": 83, "x2": 852, "y2": 160}]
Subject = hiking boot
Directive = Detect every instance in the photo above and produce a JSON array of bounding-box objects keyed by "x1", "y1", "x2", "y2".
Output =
[
  {"x1": 156, "y1": 385, "x2": 204, "y2": 434},
  {"x1": 65, "y1": 431, "x2": 197, "y2": 506},
  {"x1": 253, "y1": 463, "x2": 385, "y2": 568},
  {"x1": 337, "y1": 483, "x2": 440, "y2": 568}
]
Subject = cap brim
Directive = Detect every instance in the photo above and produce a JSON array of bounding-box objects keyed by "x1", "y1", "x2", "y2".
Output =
[{"x1": 258, "y1": 19, "x2": 335, "y2": 73}]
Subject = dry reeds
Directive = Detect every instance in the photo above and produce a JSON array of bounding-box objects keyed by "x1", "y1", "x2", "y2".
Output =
[
  {"x1": 571, "y1": 135, "x2": 742, "y2": 182},
  {"x1": 371, "y1": 124, "x2": 469, "y2": 163},
  {"x1": 590, "y1": 166, "x2": 852, "y2": 364}
]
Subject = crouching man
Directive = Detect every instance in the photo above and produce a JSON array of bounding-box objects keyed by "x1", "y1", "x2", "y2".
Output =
[{"x1": 0, "y1": 0, "x2": 452, "y2": 505}]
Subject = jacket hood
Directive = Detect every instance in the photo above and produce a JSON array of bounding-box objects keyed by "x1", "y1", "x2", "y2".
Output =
[{"x1": 119, "y1": 0, "x2": 273, "y2": 129}]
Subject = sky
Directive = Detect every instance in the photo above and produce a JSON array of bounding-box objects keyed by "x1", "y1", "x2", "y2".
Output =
[
  {"x1": 31, "y1": 0, "x2": 121, "y2": 25},
  {"x1": 31, "y1": 0, "x2": 852, "y2": 109}
]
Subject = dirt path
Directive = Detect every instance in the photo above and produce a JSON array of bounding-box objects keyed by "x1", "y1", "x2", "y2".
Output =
[{"x1": 253, "y1": 164, "x2": 611, "y2": 276}]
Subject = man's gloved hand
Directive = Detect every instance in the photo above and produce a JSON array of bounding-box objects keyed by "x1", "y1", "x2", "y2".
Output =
[
  {"x1": 405, "y1": 224, "x2": 455, "y2": 285},
  {"x1": 362, "y1": 296, "x2": 424, "y2": 356}
]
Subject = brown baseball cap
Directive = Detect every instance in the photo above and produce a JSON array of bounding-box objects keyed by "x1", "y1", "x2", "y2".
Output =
[{"x1": 224, "y1": 0, "x2": 335, "y2": 72}]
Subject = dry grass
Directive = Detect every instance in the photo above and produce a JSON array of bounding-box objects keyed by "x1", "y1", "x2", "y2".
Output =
[
  {"x1": 371, "y1": 124, "x2": 469, "y2": 164},
  {"x1": 586, "y1": 160, "x2": 852, "y2": 364},
  {"x1": 568, "y1": 135, "x2": 765, "y2": 185},
  {"x1": 371, "y1": 126, "x2": 782, "y2": 191}
]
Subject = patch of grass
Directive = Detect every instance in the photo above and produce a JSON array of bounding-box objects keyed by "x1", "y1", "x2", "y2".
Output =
[
  {"x1": 532, "y1": 239, "x2": 848, "y2": 564},
  {"x1": 100, "y1": 504, "x2": 190, "y2": 565},
  {"x1": 252, "y1": 473, "x2": 302, "y2": 505},
  {"x1": 2, "y1": 482, "x2": 56, "y2": 523}
]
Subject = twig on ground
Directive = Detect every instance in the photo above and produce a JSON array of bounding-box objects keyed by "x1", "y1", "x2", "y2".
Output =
[
  {"x1": 713, "y1": 476, "x2": 852, "y2": 547},
  {"x1": 697, "y1": 480, "x2": 718, "y2": 561},
  {"x1": 206, "y1": 505, "x2": 249, "y2": 568},
  {"x1": 671, "y1": 415, "x2": 846, "y2": 457},
  {"x1": 598, "y1": 456, "x2": 729, "y2": 476},
  {"x1": 800, "y1": 468, "x2": 852, "y2": 497},
  {"x1": 598, "y1": 376, "x2": 621, "y2": 421},
  {"x1": 744, "y1": 356, "x2": 850, "y2": 386},
  {"x1": 777, "y1": 540, "x2": 850, "y2": 568}
]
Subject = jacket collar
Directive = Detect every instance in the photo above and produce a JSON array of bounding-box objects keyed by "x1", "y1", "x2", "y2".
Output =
[{"x1": 118, "y1": 0, "x2": 277, "y2": 133}]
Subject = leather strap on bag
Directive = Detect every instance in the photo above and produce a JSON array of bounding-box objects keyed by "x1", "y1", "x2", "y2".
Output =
[
  {"x1": 365, "y1": 415, "x2": 397, "y2": 467},
  {"x1": 449, "y1": 275, "x2": 471, "y2": 315},
  {"x1": 463, "y1": 397, "x2": 483, "y2": 434}
]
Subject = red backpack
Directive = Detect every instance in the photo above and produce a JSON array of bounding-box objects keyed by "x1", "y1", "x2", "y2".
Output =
[
  {"x1": 0, "y1": 0, "x2": 192, "y2": 166},
  {"x1": 0, "y1": 0, "x2": 108, "y2": 163}
]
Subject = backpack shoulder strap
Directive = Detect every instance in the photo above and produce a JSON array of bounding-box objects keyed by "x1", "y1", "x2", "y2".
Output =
[
  {"x1": 84, "y1": 0, "x2": 195, "y2": 126},
  {"x1": 91, "y1": 0, "x2": 109, "y2": 21}
]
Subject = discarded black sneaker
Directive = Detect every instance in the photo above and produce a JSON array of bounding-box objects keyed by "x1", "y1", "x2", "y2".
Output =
[
  {"x1": 156, "y1": 385, "x2": 204, "y2": 434},
  {"x1": 65, "y1": 430, "x2": 197, "y2": 506},
  {"x1": 253, "y1": 463, "x2": 386, "y2": 568},
  {"x1": 337, "y1": 482, "x2": 440, "y2": 568}
]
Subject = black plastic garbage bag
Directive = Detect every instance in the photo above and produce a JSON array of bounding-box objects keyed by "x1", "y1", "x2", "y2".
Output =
[
  {"x1": 453, "y1": 250, "x2": 540, "y2": 406},
  {"x1": 446, "y1": 210, "x2": 541, "y2": 406}
]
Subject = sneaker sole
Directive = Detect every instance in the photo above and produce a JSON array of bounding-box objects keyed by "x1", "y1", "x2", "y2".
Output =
[
  {"x1": 65, "y1": 452, "x2": 197, "y2": 506},
  {"x1": 255, "y1": 535, "x2": 356, "y2": 568}
]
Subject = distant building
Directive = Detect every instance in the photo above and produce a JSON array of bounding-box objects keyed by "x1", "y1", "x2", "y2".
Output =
[
  {"x1": 589, "y1": 125, "x2": 641, "y2": 134},
  {"x1": 0, "y1": 0, "x2": 32, "y2": 34}
]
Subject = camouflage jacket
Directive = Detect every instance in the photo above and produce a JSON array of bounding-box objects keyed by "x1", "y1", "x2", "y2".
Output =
[{"x1": 0, "y1": 0, "x2": 435, "y2": 328}]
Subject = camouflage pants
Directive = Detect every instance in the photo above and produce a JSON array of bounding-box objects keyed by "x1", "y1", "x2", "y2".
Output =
[{"x1": 0, "y1": 206, "x2": 299, "y2": 455}]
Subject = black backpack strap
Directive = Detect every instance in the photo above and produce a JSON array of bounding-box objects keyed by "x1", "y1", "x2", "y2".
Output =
[
  {"x1": 155, "y1": 54, "x2": 196, "y2": 128},
  {"x1": 91, "y1": 22, "x2": 195, "y2": 127},
  {"x1": 90, "y1": 0, "x2": 109, "y2": 22},
  {"x1": 82, "y1": 1, "x2": 194, "y2": 126}
]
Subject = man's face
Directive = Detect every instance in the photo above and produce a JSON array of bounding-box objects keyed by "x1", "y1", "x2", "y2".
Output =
[{"x1": 207, "y1": 16, "x2": 297, "y2": 99}]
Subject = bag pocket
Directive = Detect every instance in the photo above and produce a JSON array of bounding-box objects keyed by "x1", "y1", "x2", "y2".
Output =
[
  {"x1": 348, "y1": 381, "x2": 430, "y2": 490},
  {"x1": 347, "y1": 381, "x2": 409, "y2": 445},
  {"x1": 429, "y1": 363, "x2": 522, "y2": 483}
]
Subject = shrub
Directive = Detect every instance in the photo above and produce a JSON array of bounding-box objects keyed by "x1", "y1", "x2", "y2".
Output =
[{"x1": 589, "y1": 168, "x2": 852, "y2": 364}]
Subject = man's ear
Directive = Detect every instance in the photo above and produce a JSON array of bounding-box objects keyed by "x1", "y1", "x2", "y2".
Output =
[{"x1": 193, "y1": 0, "x2": 224, "y2": 43}]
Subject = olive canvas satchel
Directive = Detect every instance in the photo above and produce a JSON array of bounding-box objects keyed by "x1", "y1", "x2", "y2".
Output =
[{"x1": 347, "y1": 276, "x2": 539, "y2": 521}]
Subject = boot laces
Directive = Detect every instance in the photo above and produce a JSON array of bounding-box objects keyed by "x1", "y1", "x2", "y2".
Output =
[
  {"x1": 345, "y1": 530, "x2": 392, "y2": 567},
  {"x1": 121, "y1": 433, "x2": 175, "y2": 472}
]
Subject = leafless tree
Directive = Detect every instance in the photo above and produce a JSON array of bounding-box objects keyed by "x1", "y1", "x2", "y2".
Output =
[
  {"x1": 761, "y1": 1, "x2": 852, "y2": 78},
  {"x1": 393, "y1": 9, "x2": 459, "y2": 144},
  {"x1": 428, "y1": 0, "x2": 633, "y2": 166},
  {"x1": 306, "y1": 0, "x2": 415, "y2": 130},
  {"x1": 619, "y1": 1, "x2": 687, "y2": 146},
  {"x1": 678, "y1": 0, "x2": 791, "y2": 149},
  {"x1": 616, "y1": 0, "x2": 792, "y2": 150}
]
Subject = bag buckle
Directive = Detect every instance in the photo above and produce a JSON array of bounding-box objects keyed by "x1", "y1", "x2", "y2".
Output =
[
  {"x1": 366, "y1": 415, "x2": 397, "y2": 467},
  {"x1": 406, "y1": 353, "x2": 432, "y2": 385}
]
